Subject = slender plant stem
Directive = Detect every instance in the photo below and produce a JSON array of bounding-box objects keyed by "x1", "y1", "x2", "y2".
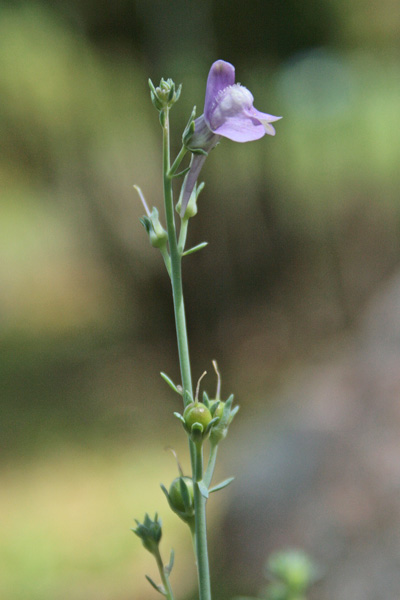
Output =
[
  {"x1": 160, "y1": 246, "x2": 172, "y2": 278},
  {"x1": 162, "y1": 108, "x2": 212, "y2": 600},
  {"x1": 194, "y1": 442, "x2": 212, "y2": 600},
  {"x1": 162, "y1": 109, "x2": 193, "y2": 407},
  {"x1": 154, "y1": 548, "x2": 175, "y2": 600}
]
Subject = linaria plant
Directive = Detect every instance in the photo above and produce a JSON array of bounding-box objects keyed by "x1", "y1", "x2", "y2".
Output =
[{"x1": 133, "y1": 60, "x2": 281, "y2": 600}]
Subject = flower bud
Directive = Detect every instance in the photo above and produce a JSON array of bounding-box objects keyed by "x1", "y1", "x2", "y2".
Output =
[
  {"x1": 140, "y1": 207, "x2": 168, "y2": 249},
  {"x1": 149, "y1": 78, "x2": 182, "y2": 112},
  {"x1": 161, "y1": 476, "x2": 194, "y2": 524},
  {"x1": 132, "y1": 513, "x2": 162, "y2": 555},
  {"x1": 209, "y1": 394, "x2": 239, "y2": 445},
  {"x1": 168, "y1": 476, "x2": 194, "y2": 515},
  {"x1": 176, "y1": 181, "x2": 204, "y2": 220},
  {"x1": 209, "y1": 399, "x2": 225, "y2": 420}
]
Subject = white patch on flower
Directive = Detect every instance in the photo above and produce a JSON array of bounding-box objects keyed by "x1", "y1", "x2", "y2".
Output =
[
  {"x1": 210, "y1": 84, "x2": 254, "y2": 129},
  {"x1": 259, "y1": 119, "x2": 277, "y2": 136}
]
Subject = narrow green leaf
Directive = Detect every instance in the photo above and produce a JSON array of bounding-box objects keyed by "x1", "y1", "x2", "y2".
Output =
[
  {"x1": 182, "y1": 242, "x2": 208, "y2": 257},
  {"x1": 160, "y1": 372, "x2": 181, "y2": 394},
  {"x1": 145, "y1": 574, "x2": 166, "y2": 595},
  {"x1": 209, "y1": 477, "x2": 235, "y2": 493},
  {"x1": 173, "y1": 412, "x2": 185, "y2": 425},
  {"x1": 164, "y1": 548, "x2": 175, "y2": 575},
  {"x1": 197, "y1": 481, "x2": 209, "y2": 499}
]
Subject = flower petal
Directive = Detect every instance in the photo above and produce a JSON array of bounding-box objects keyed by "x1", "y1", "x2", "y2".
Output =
[
  {"x1": 204, "y1": 60, "x2": 235, "y2": 124},
  {"x1": 212, "y1": 115, "x2": 267, "y2": 142},
  {"x1": 214, "y1": 108, "x2": 282, "y2": 141}
]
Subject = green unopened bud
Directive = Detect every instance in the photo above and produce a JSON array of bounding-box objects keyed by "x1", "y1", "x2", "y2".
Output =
[
  {"x1": 161, "y1": 476, "x2": 194, "y2": 524},
  {"x1": 132, "y1": 513, "x2": 162, "y2": 555},
  {"x1": 209, "y1": 399, "x2": 225, "y2": 420},
  {"x1": 149, "y1": 78, "x2": 182, "y2": 112},
  {"x1": 176, "y1": 181, "x2": 204, "y2": 220},
  {"x1": 209, "y1": 394, "x2": 239, "y2": 445},
  {"x1": 140, "y1": 207, "x2": 168, "y2": 249},
  {"x1": 169, "y1": 477, "x2": 194, "y2": 515}
]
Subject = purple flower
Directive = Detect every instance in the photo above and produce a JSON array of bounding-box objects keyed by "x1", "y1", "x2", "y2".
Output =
[{"x1": 180, "y1": 60, "x2": 281, "y2": 216}]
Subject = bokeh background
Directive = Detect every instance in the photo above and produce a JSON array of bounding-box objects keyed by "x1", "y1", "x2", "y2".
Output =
[{"x1": 2, "y1": 1, "x2": 400, "y2": 599}]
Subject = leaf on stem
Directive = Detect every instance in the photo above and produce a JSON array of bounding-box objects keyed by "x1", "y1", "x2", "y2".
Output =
[
  {"x1": 197, "y1": 481, "x2": 209, "y2": 499},
  {"x1": 164, "y1": 548, "x2": 175, "y2": 575},
  {"x1": 209, "y1": 477, "x2": 235, "y2": 493},
  {"x1": 160, "y1": 372, "x2": 181, "y2": 395},
  {"x1": 145, "y1": 574, "x2": 166, "y2": 596},
  {"x1": 182, "y1": 242, "x2": 208, "y2": 257},
  {"x1": 171, "y1": 165, "x2": 191, "y2": 178}
]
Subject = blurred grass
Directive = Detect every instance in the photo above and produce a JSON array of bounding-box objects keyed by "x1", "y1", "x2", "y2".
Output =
[{"x1": 0, "y1": 444, "x2": 196, "y2": 600}]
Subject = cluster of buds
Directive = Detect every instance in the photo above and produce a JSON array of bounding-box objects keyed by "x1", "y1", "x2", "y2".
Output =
[{"x1": 149, "y1": 78, "x2": 182, "y2": 127}]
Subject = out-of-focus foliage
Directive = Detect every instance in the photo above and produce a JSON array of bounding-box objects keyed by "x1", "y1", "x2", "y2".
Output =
[{"x1": 1, "y1": 1, "x2": 400, "y2": 599}]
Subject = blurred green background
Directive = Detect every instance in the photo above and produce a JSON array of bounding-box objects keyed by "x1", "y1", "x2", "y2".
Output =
[{"x1": 1, "y1": 1, "x2": 400, "y2": 599}]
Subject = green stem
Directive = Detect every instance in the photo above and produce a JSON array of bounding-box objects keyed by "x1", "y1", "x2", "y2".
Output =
[
  {"x1": 162, "y1": 109, "x2": 193, "y2": 408},
  {"x1": 160, "y1": 246, "x2": 172, "y2": 278},
  {"x1": 162, "y1": 108, "x2": 212, "y2": 600},
  {"x1": 154, "y1": 548, "x2": 175, "y2": 600},
  {"x1": 194, "y1": 442, "x2": 212, "y2": 600}
]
